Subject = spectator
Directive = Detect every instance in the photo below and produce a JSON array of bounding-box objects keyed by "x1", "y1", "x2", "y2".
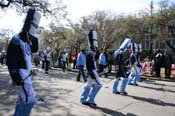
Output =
[
  {"x1": 76, "y1": 49, "x2": 87, "y2": 82},
  {"x1": 44, "y1": 47, "x2": 52, "y2": 74},
  {"x1": 163, "y1": 50, "x2": 173, "y2": 79},
  {"x1": 98, "y1": 50, "x2": 108, "y2": 78},
  {"x1": 34, "y1": 52, "x2": 40, "y2": 66},
  {"x1": 1, "y1": 50, "x2": 6, "y2": 65},
  {"x1": 72, "y1": 50, "x2": 78, "y2": 69},
  {"x1": 107, "y1": 51, "x2": 114, "y2": 73},
  {"x1": 61, "y1": 51, "x2": 67, "y2": 72},
  {"x1": 40, "y1": 51, "x2": 45, "y2": 69},
  {"x1": 154, "y1": 49, "x2": 163, "y2": 78}
]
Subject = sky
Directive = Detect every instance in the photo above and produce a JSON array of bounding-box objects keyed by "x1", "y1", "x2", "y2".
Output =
[{"x1": 0, "y1": 0, "x2": 160, "y2": 33}]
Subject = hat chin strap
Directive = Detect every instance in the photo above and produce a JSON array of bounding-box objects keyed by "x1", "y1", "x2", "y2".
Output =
[{"x1": 26, "y1": 32, "x2": 32, "y2": 46}]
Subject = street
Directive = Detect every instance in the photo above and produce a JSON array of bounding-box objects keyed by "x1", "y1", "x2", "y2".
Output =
[{"x1": 0, "y1": 65, "x2": 175, "y2": 116}]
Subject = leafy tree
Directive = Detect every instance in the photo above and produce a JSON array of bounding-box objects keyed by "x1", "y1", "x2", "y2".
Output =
[
  {"x1": 42, "y1": 24, "x2": 67, "y2": 52},
  {"x1": 68, "y1": 10, "x2": 119, "y2": 51},
  {"x1": 0, "y1": 0, "x2": 68, "y2": 17},
  {"x1": 0, "y1": 0, "x2": 51, "y2": 13},
  {"x1": 0, "y1": 28, "x2": 14, "y2": 49},
  {"x1": 156, "y1": 0, "x2": 175, "y2": 53}
]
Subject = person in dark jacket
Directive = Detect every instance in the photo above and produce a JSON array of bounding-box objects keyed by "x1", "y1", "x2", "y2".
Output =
[
  {"x1": 163, "y1": 50, "x2": 173, "y2": 79},
  {"x1": 107, "y1": 51, "x2": 113, "y2": 73},
  {"x1": 154, "y1": 49, "x2": 163, "y2": 78}
]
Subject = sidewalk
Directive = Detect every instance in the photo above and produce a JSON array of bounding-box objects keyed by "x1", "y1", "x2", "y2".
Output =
[{"x1": 51, "y1": 66, "x2": 175, "y2": 82}]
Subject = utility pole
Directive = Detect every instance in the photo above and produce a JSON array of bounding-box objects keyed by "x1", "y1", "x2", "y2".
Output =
[{"x1": 150, "y1": 0, "x2": 154, "y2": 55}]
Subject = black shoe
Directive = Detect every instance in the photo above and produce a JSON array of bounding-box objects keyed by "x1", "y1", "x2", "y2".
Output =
[
  {"x1": 113, "y1": 91, "x2": 120, "y2": 94},
  {"x1": 36, "y1": 98, "x2": 45, "y2": 104},
  {"x1": 81, "y1": 102, "x2": 90, "y2": 106},
  {"x1": 89, "y1": 103, "x2": 97, "y2": 107},
  {"x1": 45, "y1": 71, "x2": 48, "y2": 74},
  {"x1": 120, "y1": 92, "x2": 128, "y2": 95},
  {"x1": 129, "y1": 83, "x2": 138, "y2": 86},
  {"x1": 128, "y1": 83, "x2": 134, "y2": 85}
]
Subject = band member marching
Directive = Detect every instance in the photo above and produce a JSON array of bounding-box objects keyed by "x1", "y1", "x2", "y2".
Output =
[
  {"x1": 112, "y1": 38, "x2": 131, "y2": 95},
  {"x1": 128, "y1": 43, "x2": 142, "y2": 86},
  {"x1": 6, "y1": 8, "x2": 42, "y2": 116},
  {"x1": 80, "y1": 29, "x2": 103, "y2": 107}
]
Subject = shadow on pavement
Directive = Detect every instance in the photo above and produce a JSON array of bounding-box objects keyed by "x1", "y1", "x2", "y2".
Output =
[
  {"x1": 138, "y1": 84, "x2": 175, "y2": 93},
  {"x1": 91, "y1": 105, "x2": 138, "y2": 116},
  {"x1": 127, "y1": 94, "x2": 175, "y2": 107}
]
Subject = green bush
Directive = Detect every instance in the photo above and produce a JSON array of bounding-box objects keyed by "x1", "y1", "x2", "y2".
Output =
[{"x1": 140, "y1": 50, "x2": 151, "y2": 60}]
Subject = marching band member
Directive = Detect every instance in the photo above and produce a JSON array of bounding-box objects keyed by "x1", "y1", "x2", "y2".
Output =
[
  {"x1": 80, "y1": 29, "x2": 103, "y2": 107},
  {"x1": 128, "y1": 43, "x2": 142, "y2": 86},
  {"x1": 112, "y1": 38, "x2": 131, "y2": 95},
  {"x1": 6, "y1": 8, "x2": 41, "y2": 116}
]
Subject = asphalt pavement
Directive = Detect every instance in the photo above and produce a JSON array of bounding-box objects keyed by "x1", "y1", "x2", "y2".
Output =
[{"x1": 0, "y1": 65, "x2": 175, "y2": 116}]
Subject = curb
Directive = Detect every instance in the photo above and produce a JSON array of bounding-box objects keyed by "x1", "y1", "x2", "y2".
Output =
[{"x1": 49, "y1": 67, "x2": 175, "y2": 82}]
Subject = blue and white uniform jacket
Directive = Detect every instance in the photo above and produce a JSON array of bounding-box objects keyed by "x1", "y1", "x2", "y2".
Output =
[{"x1": 6, "y1": 35, "x2": 38, "y2": 85}]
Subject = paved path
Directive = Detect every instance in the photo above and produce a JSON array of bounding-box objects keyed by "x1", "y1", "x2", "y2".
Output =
[{"x1": 0, "y1": 65, "x2": 175, "y2": 116}]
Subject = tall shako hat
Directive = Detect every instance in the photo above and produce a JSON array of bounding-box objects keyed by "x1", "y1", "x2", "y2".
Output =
[
  {"x1": 119, "y1": 38, "x2": 131, "y2": 51},
  {"x1": 131, "y1": 43, "x2": 142, "y2": 53},
  {"x1": 131, "y1": 43, "x2": 137, "y2": 53},
  {"x1": 137, "y1": 44, "x2": 142, "y2": 52},
  {"x1": 22, "y1": 8, "x2": 41, "y2": 38},
  {"x1": 87, "y1": 29, "x2": 98, "y2": 48}
]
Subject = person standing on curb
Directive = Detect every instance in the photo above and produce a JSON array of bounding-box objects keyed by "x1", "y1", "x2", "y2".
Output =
[
  {"x1": 76, "y1": 49, "x2": 87, "y2": 82},
  {"x1": 163, "y1": 50, "x2": 173, "y2": 79},
  {"x1": 61, "y1": 51, "x2": 67, "y2": 72},
  {"x1": 44, "y1": 47, "x2": 52, "y2": 74},
  {"x1": 154, "y1": 49, "x2": 163, "y2": 78},
  {"x1": 98, "y1": 50, "x2": 108, "y2": 78}
]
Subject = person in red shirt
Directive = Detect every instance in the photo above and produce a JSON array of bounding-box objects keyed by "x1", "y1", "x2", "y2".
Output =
[{"x1": 72, "y1": 50, "x2": 78, "y2": 69}]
